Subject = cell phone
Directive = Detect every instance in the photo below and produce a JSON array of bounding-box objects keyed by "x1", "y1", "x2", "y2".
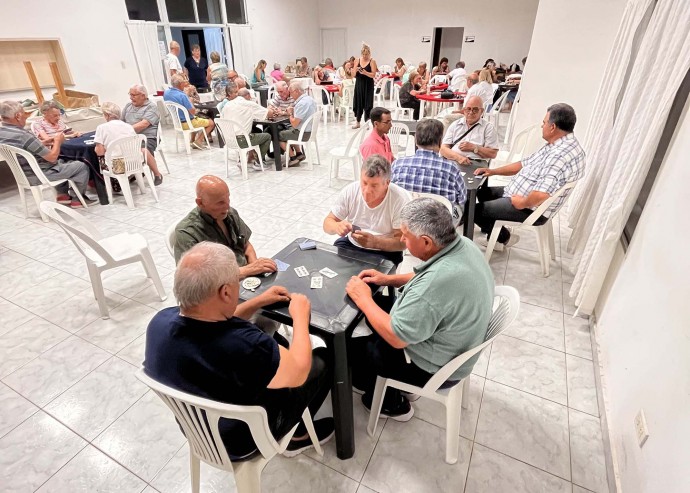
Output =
[{"x1": 352, "y1": 225, "x2": 362, "y2": 233}]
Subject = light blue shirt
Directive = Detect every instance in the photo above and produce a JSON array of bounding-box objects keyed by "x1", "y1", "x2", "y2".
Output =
[
  {"x1": 164, "y1": 87, "x2": 193, "y2": 122},
  {"x1": 293, "y1": 93, "x2": 316, "y2": 132}
]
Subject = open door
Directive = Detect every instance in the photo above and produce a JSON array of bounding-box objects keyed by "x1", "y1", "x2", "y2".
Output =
[{"x1": 431, "y1": 27, "x2": 464, "y2": 69}]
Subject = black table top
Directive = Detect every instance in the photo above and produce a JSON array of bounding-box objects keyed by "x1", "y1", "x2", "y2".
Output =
[
  {"x1": 239, "y1": 238, "x2": 395, "y2": 334},
  {"x1": 391, "y1": 120, "x2": 418, "y2": 134},
  {"x1": 460, "y1": 161, "x2": 489, "y2": 191},
  {"x1": 60, "y1": 131, "x2": 96, "y2": 150},
  {"x1": 254, "y1": 116, "x2": 290, "y2": 125}
]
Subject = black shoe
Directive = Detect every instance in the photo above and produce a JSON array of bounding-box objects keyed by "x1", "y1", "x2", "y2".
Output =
[
  {"x1": 267, "y1": 150, "x2": 275, "y2": 159},
  {"x1": 283, "y1": 417, "x2": 335, "y2": 457},
  {"x1": 361, "y1": 392, "x2": 414, "y2": 422},
  {"x1": 154, "y1": 175, "x2": 163, "y2": 186}
]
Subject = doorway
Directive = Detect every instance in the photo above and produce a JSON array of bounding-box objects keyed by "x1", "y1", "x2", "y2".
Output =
[
  {"x1": 181, "y1": 29, "x2": 207, "y2": 59},
  {"x1": 431, "y1": 27, "x2": 464, "y2": 69},
  {"x1": 321, "y1": 28, "x2": 348, "y2": 66}
]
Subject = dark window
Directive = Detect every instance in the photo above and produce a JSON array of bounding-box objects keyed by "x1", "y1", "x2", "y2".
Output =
[
  {"x1": 125, "y1": 0, "x2": 160, "y2": 21},
  {"x1": 224, "y1": 0, "x2": 247, "y2": 24},
  {"x1": 197, "y1": 0, "x2": 222, "y2": 23},
  {"x1": 167, "y1": 0, "x2": 196, "y2": 23}
]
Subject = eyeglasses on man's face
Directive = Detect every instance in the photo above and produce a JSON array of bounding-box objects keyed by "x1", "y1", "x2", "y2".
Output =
[{"x1": 465, "y1": 107, "x2": 482, "y2": 114}]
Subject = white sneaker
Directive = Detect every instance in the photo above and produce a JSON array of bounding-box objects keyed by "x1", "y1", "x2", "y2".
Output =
[{"x1": 252, "y1": 161, "x2": 264, "y2": 171}]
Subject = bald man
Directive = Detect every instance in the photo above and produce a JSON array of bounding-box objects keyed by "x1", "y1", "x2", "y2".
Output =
[
  {"x1": 165, "y1": 41, "x2": 183, "y2": 82},
  {"x1": 440, "y1": 95, "x2": 499, "y2": 166},
  {"x1": 173, "y1": 175, "x2": 277, "y2": 278}
]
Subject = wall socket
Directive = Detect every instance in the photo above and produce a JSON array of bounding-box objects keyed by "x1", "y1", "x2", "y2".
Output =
[{"x1": 634, "y1": 409, "x2": 649, "y2": 447}]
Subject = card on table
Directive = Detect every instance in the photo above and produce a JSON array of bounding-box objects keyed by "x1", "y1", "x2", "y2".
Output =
[
  {"x1": 275, "y1": 259, "x2": 290, "y2": 272},
  {"x1": 294, "y1": 266, "x2": 309, "y2": 277},
  {"x1": 310, "y1": 276, "x2": 323, "y2": 289},
  {"x1": 299, "y1": 240, "x2": 317, "y2": 250},
  {"x1": 319, "y1": 267, "x2": 338, "y2": 278}
]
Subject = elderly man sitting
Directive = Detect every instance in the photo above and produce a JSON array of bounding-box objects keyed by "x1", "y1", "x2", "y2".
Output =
[
  {"x1": 345, "y1": 198, "x2": 494, "y2": 419},
  {"x1": 440, "y1": 95, "x2": 498, "y2": 166},
  {"x1": 164, "y1": 74, "x2": 215, "y2": 150},
  {"x1": 144, "y1": 242, "x2": 335, "y2": 460},
  {"x1": 122, "y1": 84, "x2": 160, "y2": 156},
  {"x1": 174, "y1": 175, "x2": 277, "y2": 279},
  {"x1": 0, "y1": 100, "x2": 93, "y2": 208},
  {"x1": 279, "y1": 81, "x2": 317, "y2": 167},
  {"x1": 323, "y1": 154, "x2": 410, "y2": 266},
  {"x1": 392, "y1": 119, "x2": 466, "y2": 223},
  {"x1": 94, "y1": 102, "x2": 163, "y2": 185},
  {"x1": 473, "y1": 103, "x2": 586, "y2": 250},
  {"x1": 268, "y1": 81, "x2": 294, "y2": 116}
]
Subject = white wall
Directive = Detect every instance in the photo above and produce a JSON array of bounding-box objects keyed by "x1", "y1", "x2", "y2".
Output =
[
  {"x1": 317, "y1": 0, "x2": 537, "y2": 72},
  {"x1": 1, "y1": 0, "x2": 139, "y2": 106},
  {"x1": 592, "y1": 96, "x2": 690, "y2": 492},
  {"x1": 511, "y1": 0, "x2": 626, "y2": 139}
]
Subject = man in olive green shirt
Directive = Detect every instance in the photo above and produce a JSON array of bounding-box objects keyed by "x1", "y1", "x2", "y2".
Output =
[
  {"x1": 346, "y1": 198, "x2": 494, "y2": 420},
  {"x1": 174, "y1": 175, "x2": 277, "y2": 278}
]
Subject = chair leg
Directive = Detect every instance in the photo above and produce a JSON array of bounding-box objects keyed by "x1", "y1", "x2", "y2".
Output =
[
  {"x1": 87, "y1": 264, "x2": 109, "y2": 319},
  {"x1": 183, "y1": 132, "x2": 192, "y2": 155},
  {"x1": 301, "y1": 408, "x2": 324, "y2": 456},
  {"x1": 29, "y1": 187, "x2": 48, "y2": 222},
  {"x1": 140, "y1": 250, "x2": 167, "y2": 301},
  {"x1": 367, "y1": 377, "x2": 388, "y2": 437},
  {"x1": 461, "y1": 377, "x2": 471, "y2": 409},
  {"x1": 484, "y1": 225, "x2": 502, "y2": 262},
  {"x1": 444, "y1": 386, "x2": 463, "y2": 464},
  {"x1": 104, "y1": 176, "x2": 114, "y2": 204},
  {"x1": 189, "y1": 452, "x2": 200, "y2": 493},
  {"x1": 240, "y1": 151, "x2": 248, "y2": 180},
  {"x1": 18, "y1": 187, "x2": 29, "y2": 218},
  {"x1": 133, "y1": 172, "x2": 146, "y2": 195},
  {"x1": 548, "y1": 221, "x2": 556, "y2": 260},
  {"x1": 314, "y1": 141, "x2": 321, "y2": 165},
  {"x1": 119, "y1": 176, "x2": 136, "y2": 210},
  {"x1": 537, "y1": 227, "x2": 550, "y2": 277},
  {"x1": 233, "y1": 459, "x2": 266, "y2": 493},
  {"x1": 157, "y1": 149, "x2": 170, "y2": 174},
  {"x1": 68, "y1": 180, "x2": 89, "y2": 209},
  {"x1": 143, "y1": 167, "x2": 159, "y2": 202}
]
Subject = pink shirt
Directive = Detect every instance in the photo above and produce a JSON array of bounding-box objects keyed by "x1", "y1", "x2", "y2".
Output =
[
  {"x1": 270, "y1": 69, "x2": 284, "y2": 81},
  {"x1": 359, "y1": 130, "x2": 394, "y2": 163}
]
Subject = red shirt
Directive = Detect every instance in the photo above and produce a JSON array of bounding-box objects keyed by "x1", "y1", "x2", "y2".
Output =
[{"x1": 359, "y1": 130, "x2": 394, "y2": 163}]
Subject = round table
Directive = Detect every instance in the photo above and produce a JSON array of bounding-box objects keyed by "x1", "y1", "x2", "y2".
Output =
[
  {"x1": 415, "y1": 92, "x2": 465, "y2": 118},
  {"x1": 59, "y1": 131, "x2": 109, "y2": 204},
  {"x1": 323, "y1": 84, "x2": 340, "y2": 93}
]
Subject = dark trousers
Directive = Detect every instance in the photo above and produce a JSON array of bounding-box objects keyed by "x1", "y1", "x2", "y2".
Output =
[
  {"x1": 401, "y1": 100, "x2": 420, "y2": 120},
  {"x1": 354, "y1": 107, "x2": 371, "y2": 123},
  {"x1": 474, "y1": 186, "x2": 547, "y2": 243},
  {"x1": 334, "y1": 236, "x2": 404, "y2": 266}
]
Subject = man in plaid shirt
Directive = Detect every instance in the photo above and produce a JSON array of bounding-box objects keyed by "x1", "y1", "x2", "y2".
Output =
[
  {"x1": 473, "y1": 103, "x2": 585, "y2": 249},
  {"x1": 391, "y1": 119, "x2": 466, "y2": 223}
]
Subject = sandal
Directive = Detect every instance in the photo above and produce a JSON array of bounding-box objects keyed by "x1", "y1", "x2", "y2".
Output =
[{"x1": 351, "y1": 123, "x2": 360, "y2": 129}]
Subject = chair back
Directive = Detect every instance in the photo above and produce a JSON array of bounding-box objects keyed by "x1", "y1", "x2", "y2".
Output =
[
  {"x1": 267, "y1": 86, "x2": 276, "y2": 103},
  {"x1": 393, "y1": 85, "x2": 403, "y2": 108},
  {"x1": 374, "y1": 77, "x2": 388, "y2": 96},
  {"x1": 135, "y1": 369, "x2": 283, "y2": 468},
  {"x1": 505, "y1": 124, "x2": 539, "y2": 164},
  {"x1": 388, "y1": 122, "x2": 410, "y2": 155},
  {"x1": 430, "y1": 74, "x2": 449, "y2": 85},
  {"x1": 105, "y1": 135, "x2": 146, "y2": 173},
  {"x1": 310, "y1": 85, "x2": 331, "y2": 107},
  {"x1": 0, "y1": 144, "x2": 46, "y2": 188},
  {"x1": 342, "y1": 125, "x2": 368, "y2": 157},
  {"x1": 292, "y1": 77, "x2": 311, "y2": 90},
  {"x1": 339, "y1": 85, "x2": 355, "y2": 109},
  {"x1": 165, "y1": 218, "x2": 183, "y2": 258},
  {"x1": 522, "y1": 180, "x2": 579, "y2": 225},
  {"x1": 38, "y1": 202, "x2": 118, "y2": 265},
  {"x1": 422, "y1": 286, "x2": 520, "y2": 392},
  {"x1": 214, "y1": 118, "x2": 253, "y2": 152},
  {"x1": 297, "y1": 113, "x2": 319, "y2": 142},
  {"x1": 164, "y1": 101, "x2": 191, "y2": 131},
  {"x1": 410, "y1": 191, "x2": 453, "y2": 214},
  {"x1": 378, "y1": 64, "x2": 392, "y2": 74},
  {"x1": 451, "y1": 76, "x2": 468, "y2": 92}
]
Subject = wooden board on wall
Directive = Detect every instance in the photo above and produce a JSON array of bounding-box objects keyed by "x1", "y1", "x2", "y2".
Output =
[{"x1": 0, "y1": 39, "x2": 74, "y2": 92}]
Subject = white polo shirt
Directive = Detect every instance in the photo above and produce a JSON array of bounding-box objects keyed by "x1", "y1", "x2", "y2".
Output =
[
  {"x1": 220, "y1": 97, "x2": 268, "y2": 134},
  {"x1": 165, "y1": 53, "x2": 183, "y2": 78},
  {"x1": 442, "y1": 117, "x2": 499, "y2": 159},
  {"x1": 465, "y1": 81, "x2": 494, "y2": 108}
]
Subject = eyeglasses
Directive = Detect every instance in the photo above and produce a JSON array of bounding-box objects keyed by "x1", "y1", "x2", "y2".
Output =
[{"x1": 465, "y1": 107, "x2": 482, "y2": 113}]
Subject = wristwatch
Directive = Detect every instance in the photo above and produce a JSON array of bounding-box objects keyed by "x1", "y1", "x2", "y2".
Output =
[{"x1": 473, "y1": 145, "x2": 479, "y2": 154}]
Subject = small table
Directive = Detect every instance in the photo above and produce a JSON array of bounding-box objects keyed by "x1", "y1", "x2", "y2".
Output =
[
  {"x1": 416, "y1": 92, "x2": 465, "y2": 118},
  {"x1": 59, "y1": 132, "x2": 109, "y2": 205},
  {"x1": 238, "y1": 238, "x2": 396, "y2": 459},
  {"x1": 323, "y1": 84, "x2": 340, "y2": 93},
  {"x1": 460, "y1": 161, "x2": 489, "y2": 239},
  {"x1": 253, "y1": 116, "x2": 290, "y2": 171},
  {"x1": 194, "y1": 102, "x2": 222, "y2": 146}
]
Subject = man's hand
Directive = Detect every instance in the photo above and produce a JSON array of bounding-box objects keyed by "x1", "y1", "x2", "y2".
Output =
[
  {"x1": 454, "y1": 154, "x2": 471, "y2": 165},
  {"x1": 287, "y1": 107, "x2": 294, "y2": 116},
  {"x1": 474, "y1": 167, "x2": 493, "y2": 176},
  {"x1": 256, "y1": 285, "x2": 290, "y2": 306},
  {"x1": 346, "y1": 276, "x2": 374, "y2": 304},
  {"x1": 53, "y1": 132, "x2": 66, "y2": 146},
  {"x1": 351, "y1": 230, "x2": 378, "y2": 248},
  {"x1": 288, "y1": 293, "x2": 311, "y2": 324},
  {"x1": 358, "y1": 269, "x2": 390, "y2": 286},
  {"x1": 458, "y1": 141, "x2": 475, "y2": 152},
  {"x1": 334, "y1": 220, "x2": 353, "y2": 237},
  {"x1": 243, "y1": 258, "x2": 277, "y2": 276}
]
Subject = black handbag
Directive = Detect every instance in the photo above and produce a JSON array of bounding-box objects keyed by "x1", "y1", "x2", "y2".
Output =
[{"x1": 440, "y1": 90, "x2": 455, "y2": 99}]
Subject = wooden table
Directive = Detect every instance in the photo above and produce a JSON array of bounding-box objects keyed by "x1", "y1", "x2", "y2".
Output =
[{"x1": 238, "y1": 237, "x2": 396, "y2": 460}]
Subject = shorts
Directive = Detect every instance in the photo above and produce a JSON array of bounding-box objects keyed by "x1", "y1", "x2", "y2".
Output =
[{"x1": 182, "y1": 117, "x2": 210, "y2": 130}]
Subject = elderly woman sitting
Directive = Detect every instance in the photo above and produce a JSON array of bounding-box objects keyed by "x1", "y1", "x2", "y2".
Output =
[
  {"x1": 32, "y1": 101, "x2": 81, "y2": 145},
  {"x1": 94, "y1": 102, "x2": 163, "y2": 185}
]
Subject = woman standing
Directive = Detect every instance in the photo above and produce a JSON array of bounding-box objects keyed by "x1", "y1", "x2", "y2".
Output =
[
  {"x1": 184, "y1": 45, "x2": 209, "y2": 90},
  {"x1": 352, "y1": 43, "x2": 377, "y2": 129},
  {"x1": 252, "y1": 59, "x2": 267, "y2": 85},
  {"x1": 207, "y1": 51, "x2": 229, "y2": 101}
]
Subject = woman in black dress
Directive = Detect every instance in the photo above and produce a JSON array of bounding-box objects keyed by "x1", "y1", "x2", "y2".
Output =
[
  {"x1": 184, "y1": 44, "x2": 209, "y2": 90},
  {"x1": 352, "y1": 43, "x2": 378, "y2": 129}
]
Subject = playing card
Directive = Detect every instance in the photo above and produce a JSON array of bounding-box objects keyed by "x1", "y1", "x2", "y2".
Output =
[
  {"x1": 299, "y1": 240, "x2": 317, "y2": 250},
  {"x1": 295, "y1": 266, "x2": 309, "y2": 277},
  {"x1": 275, "y1": 259, "x2": 290, "y2": 272},
  {"x1": 319, "y1": 267, "x2": 338, "y2": 278},
  {"x1": 310, "y1": 276, "x2": 323, "y2": 289}
]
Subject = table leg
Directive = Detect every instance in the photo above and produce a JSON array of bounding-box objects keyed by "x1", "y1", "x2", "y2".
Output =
[
  {"x1": 270, "y1": 123, "x2": 283, "y2": 171},
  {"x1": 330, "y1": 330, "x2": 355, "y2": 459},
  {"x1": 419, "y1": 100, "x2": 425, "y2": 119},
  {"x1": 463, "y1": 188, "x2": 478, "y2": 239}
]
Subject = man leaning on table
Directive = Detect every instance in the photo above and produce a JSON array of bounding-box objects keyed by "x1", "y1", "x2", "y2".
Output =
[
  {"x1": 346, "y1": 198, "x2": 494, "y2": 420},
  {"x1": 472, "y1": 103, "x2": 585, "y2": 251},
  {"x1": 440, "y1": 95, "x2": 498, "y2": 166}
]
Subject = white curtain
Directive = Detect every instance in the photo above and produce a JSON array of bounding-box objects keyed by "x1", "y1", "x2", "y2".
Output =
[
  {"x1": 125, "y1": 21, "x2": 166, "y2": 93},
  {"x1": 203, "y1": 28, "x2": 225, "y2": 61},
  {"x1": 228, "y1": 24, "x2": 254, "y2": 77},
  {"x1": 566, "y1": 0, "x2": 690, "y2": 314}
]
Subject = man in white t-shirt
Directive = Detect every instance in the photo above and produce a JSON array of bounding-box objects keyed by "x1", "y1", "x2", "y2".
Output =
[
  {"x1": 164, "y1": 42, "x2": 183, "y2": 83},
  {"x1": 221, "y1": 84, "x2": 274, "y2": 167},
  {"x1": 94, "y1": 102, "x2": 163, "y2": 184},
  {"x1": 323, "y1": 154, "x2": 410, "y2": 266},
  {"x1": 448, "y1": 61, "x2": 467, "y2": 89}
]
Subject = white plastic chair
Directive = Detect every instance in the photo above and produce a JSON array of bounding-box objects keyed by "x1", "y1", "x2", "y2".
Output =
[
  {"x1": 484, "y1": 181, "x2": 578, "y2": 277},
  {"x1": 410, "y1": 191, "x2": 453, "y2": 214},
  {"x1": 39, "y1": 202, "x2": 166, "y2": 318},
  {"x1": 329, "y1": 126, "x2": 368, "y2": 185},
  {"x1": 135, "y1": 369, "x2": 323, "y2": 493},
  {"x1": 491, "y1": 124, "x2": 540, "y2": 168},
  {"x1": 103, "y1": 135, "x2": 159, "y2": 210},
  {"x1": 486, "y1": 90, "x2": 511, "y2": 128},
  {"x1": 374, "y1": 77, "x2": 389, "y2": 106},
  {"x1": 285, "y1": 113, "x2": 321, "y2": 168},
  {"x1": 214, "y1": 118, "x2": 265, "y2": 180},
  {"x1": 310, "y1": 86, "x2": 332, "y2": 124},
  {"x1": 392, "y1": 85, "x2": 413, "y2": 120},
  {"x1": 155, "y1": 125, "x2": 170, "y2": 174},
  {"x1": 388, "y1": 122, "x2": 411, "y2": 157},
  {"x1": 451, "y1": 76, "x2": 467, "y2": 92},
  {"x1": 164, "y1": 101, "x2": 210, "y2": 155},
  {"x1": 430, "y1": 74, "x2": 449, "y2": 85},
  {"x1": 0, "y1": 144, "x2": 89, "y2": 222},
  {"x1": 335, "y1": 85, "x2": 355, "y2": 126},
  {"x1": 367, "y1": 285, "x2": 520, "y2": 464}
]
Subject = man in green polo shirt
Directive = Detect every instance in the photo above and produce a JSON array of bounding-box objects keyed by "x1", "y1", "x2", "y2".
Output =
[
  {"x1": 173, "y1": 175, "x2": 277, "y2": 278},
  {"x1": 346, "y1": 198, "x2": 494, "y2": 420}
]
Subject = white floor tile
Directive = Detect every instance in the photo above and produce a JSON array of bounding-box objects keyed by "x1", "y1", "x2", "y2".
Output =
[
  {"x1": 0, "y1": 382, "x2": 38, "y2": 438},
  {"x1": 569, "y1": 409, "x2": 609, "y2": 493}
]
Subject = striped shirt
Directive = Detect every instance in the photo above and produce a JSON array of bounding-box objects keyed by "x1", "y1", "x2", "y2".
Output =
[
  {"x1": 268, "y1": 93, "x2": 294, "y2": 111},
  {"x1": 31, "y1": 117, "x2": 68, "y2": 139},
  {"x1": 0, "y1": 123, "x2": 52, "y2": 175},
  {"x1": 505, "y1": 133, "x2": 585, "y2": 216},
  {"x1": 391, "y1": 149, "x2": 467, "y2": 205}
]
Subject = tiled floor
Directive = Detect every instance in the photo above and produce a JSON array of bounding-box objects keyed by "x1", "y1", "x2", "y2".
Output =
[{"x1": 0, "y1": 114, "x2": 610, "y2": 492}]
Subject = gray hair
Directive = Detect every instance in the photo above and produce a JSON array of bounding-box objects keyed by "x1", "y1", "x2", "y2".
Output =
[
  {"x1": 288, "y1": 81, "x2": 304, "y2": 95},
  {"x1": 415, "y1": 119, "x2": 444, "y2": 148},
  {"x1": 274, "y1": 62, "x2": 281, "y2": 70},
  {"x1": 171, "y1": 74, "x2": 186, "y2": 88},
  {"x1": 275, "y1": 80, "x2": 288, "y2": 91},
  {"x1": 547, "y1": 103, "x2": 577, "y2": 132},
  {"x1": 101, "y1": 102, "x2": 121, "y2": 119},
  {"x1": 39, "y1": 100, "x2": 61, "y2": 115},
  {"x1": 0, "y1": 100, "x2": 24, "y2": 119},
  {"x1": 130, "y1": 84, "x2": 148, "y2": 96},
  {"x1": 210, "y1": 51, "x2": 221, "y2": 63},
  {"x1": 401, "y1": 198, "x2": 457, "y2": 248},
  {"x1": 361, "y1": 154, "x2": 391, "y2": 179},
  {"x1": 174, "y1": 242, "x2": 240, "y2": 311},
  {"x1": 225, "y1": 81, "x2": 238, "y2": 97},
  {"x1": 238, "y1": 88, "x2": 251, "y2": 99}
]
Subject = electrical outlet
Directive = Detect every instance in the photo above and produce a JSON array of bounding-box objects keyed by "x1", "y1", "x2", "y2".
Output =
[{"x1": 634, "y1": 409, "x2": 649, "y2": 447}]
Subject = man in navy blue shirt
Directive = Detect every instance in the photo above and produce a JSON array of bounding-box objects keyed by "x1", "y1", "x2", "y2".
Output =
[{"x1": 144, "y1": 241, "x2": 334, "y2": 459}]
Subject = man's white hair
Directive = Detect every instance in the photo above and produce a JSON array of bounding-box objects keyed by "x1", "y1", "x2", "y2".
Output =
[
  {"x1": 288, "y1": 81, "x2": 304, "y2": 95},
  {"x1": 130, "y1": 84, "x2": 148, "y2": 96},
  {"x1": 0, "y1": 100, "x2": 24, "y2": 119},
  {"x1": 101, "y1": 102, "x2": 122, "y2": 120},
  {"x1": 171, "y1": 74, "x2": 185, "y2": 88}
]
